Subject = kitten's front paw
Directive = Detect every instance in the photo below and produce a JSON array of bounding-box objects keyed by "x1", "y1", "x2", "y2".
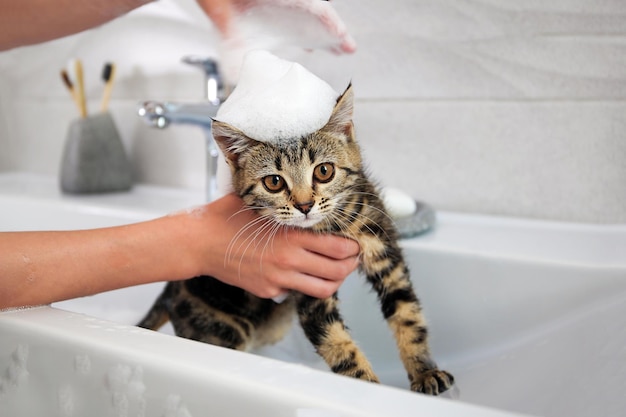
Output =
[
  {"x1": 411, "y1": 369, "x2": 454, "y2": 395},
  {"x1": 353, "y1": 369, "x2": 380, "y2": 384},
  {"x1": 337, "y1": 366, "x2": 380, "y2": 384}
]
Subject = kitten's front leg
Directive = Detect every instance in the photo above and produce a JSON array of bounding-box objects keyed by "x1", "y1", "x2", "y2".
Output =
[
  {"x1": 384, "y1": 291, "x2": 454, "y2": 395},
  {"x1": 294, "y1": 293, "x2": 379, "y2": 383},
  {"x1": 361, "y1": 239, "x2": 454, "y2": 395}
]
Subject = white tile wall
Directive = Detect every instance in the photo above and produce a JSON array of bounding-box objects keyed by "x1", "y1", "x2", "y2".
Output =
[{"x1": 0, "y1": 0, "x2": 624, "y2": 223}]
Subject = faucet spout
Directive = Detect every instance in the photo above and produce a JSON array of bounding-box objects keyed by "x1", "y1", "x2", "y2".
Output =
[
  {"x1": 182, "y1": 56, "x2": 223, "y2": 105},
  {"x1": 137, "y1": 57, "x2": 228, "y2": 202},
  {"x1": 137, "y1": 101, "x2": 218, "y2": 129},
  {"x1": 138, "y1": 101, "x2": 220, "y2": 201}
]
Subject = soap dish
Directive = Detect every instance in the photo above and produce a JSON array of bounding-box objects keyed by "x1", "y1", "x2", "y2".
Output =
[{"x1": 394, "y1": 201, "x2": 437, "y2": 239}]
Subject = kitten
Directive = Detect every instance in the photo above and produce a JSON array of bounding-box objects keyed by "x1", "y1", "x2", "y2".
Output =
[{"x1": 138, "y1": 85, "x2": 453, "y2": 395}]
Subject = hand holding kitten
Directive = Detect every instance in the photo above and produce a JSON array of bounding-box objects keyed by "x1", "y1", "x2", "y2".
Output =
[{"x1": 179, "y1": 193, "x2": 360, "y2": 300}]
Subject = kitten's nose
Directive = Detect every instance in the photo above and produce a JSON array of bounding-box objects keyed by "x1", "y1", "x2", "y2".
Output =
[{"x1": 294, "y1": 201, "x2": 314, "y2": 215}]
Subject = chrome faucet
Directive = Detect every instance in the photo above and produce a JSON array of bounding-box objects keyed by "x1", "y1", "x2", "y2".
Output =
[{"x1": 138, "y1": 56, "x2": 227, "y2": 201}]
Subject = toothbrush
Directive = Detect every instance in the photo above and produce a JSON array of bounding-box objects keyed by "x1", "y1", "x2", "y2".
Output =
[
  {"x1": 73, "y1": 59, "x2": 88, "y2": 118},
  {"x1": 100, "y1": 62, "x2": 116, "y2": 112},
  {"x1": 60, "y1": 69, "x2": 82, "y2": 116}
]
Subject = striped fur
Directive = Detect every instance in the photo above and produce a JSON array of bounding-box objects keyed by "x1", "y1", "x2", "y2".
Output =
[{"x1": 138, "y1": 85, "x2": 453, "y2": 394}]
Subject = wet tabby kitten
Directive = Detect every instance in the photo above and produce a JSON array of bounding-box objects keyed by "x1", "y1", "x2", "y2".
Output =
[{"x1": 138, "y1": 85, "x2": 453, "y2": 395}]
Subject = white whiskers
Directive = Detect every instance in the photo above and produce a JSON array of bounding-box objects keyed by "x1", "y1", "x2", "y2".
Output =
[{"x1": 224, "y1": 204, "x2": 301, "y2": 281}]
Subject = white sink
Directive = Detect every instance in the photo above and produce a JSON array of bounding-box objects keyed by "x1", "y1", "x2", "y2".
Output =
[{"x1": 1, "y1": 173, "x2": 624, "y2": 417}]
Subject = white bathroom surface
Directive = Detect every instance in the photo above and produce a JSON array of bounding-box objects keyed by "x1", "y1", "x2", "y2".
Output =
[
  {"x1": 1, "y1": 172, "x2": 625, "y2": 417},
  {"x1": 0, "y1": 172, "x2": 204, "y2": 229}
]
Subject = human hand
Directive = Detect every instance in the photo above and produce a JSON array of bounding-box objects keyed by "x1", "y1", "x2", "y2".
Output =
[
  {"x1": 195, "y1": 0, "x2": 233, "y2": 35},
  {"x1": 191, "y1": 194, "x2": 360, "y2": 299},
  {"x1": 196, "y1": 0, "x2": 356, "y2": 83},
  {"x1": 197, "y1": 0, "x2": 356, "y2": 53}
]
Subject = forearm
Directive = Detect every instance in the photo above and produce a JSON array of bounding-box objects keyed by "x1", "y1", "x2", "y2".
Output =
[
  {"x1": 0, "y1": 194, "x2": 359, "y2": 309},
  {"x1": 0, "y1": 213, "x2": 198, "y2": 309},
  {"x1": 0, "y1": 0, "x2": 153, "y2": 51}
]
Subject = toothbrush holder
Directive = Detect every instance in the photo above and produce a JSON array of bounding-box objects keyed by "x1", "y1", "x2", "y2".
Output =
[{"x1": 59, "y1": 112, "x2": 133, "y2": 194}]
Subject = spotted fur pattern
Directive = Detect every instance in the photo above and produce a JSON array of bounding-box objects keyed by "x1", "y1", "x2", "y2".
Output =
[{"x1": 138, "y1": 85, "x2": 453, "y2": 394}]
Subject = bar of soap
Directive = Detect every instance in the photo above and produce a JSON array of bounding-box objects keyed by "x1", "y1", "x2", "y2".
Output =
[{"x1": 381, "y1": 187, "x2": 417, "y2": 219}]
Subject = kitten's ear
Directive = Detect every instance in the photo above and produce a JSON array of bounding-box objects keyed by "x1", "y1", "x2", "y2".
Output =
[
  {"x1": 212, "y1": 120, "x2": 258, "y2": 167},
  {"x1": 322, "y1": 83, "x2": 354, "y2": 138}
]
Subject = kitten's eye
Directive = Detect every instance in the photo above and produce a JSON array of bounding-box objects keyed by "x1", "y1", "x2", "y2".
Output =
[
  {"x1": 313, "y1": 163, "x2": 335, "y2": 183},
  {"x1": 262, "y1": 175, "x2": 286, "y2": 193}
]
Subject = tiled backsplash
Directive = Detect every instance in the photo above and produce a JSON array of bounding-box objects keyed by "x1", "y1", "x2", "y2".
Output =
[{"x1": 1, "y1": 0, "x2": 624, "y2": 223}]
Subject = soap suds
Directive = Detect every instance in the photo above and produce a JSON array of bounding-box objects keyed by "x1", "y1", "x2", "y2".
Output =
[
  {"x1": 214, "y1": 50, "x2": 340, "y2": 196},
  {"x1": 215, "y1": 50, "x2": 338, "y2": 142},
  {"x1": 219, "y1": 0, "x2": 356, "y2": 83},
  {"x1": 21, "y1": 253, "x2": 36, "y2": 283},
  {"x1": 168, "y1": 205, "x2": 208, "y2": 219}
]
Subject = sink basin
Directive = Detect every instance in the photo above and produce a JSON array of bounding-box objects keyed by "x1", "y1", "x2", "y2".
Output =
[{"x1": 1, "y1": 173, "x2": 624, "y2": 417}]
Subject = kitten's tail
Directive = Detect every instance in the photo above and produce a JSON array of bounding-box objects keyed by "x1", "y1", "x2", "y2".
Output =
[{"x1": 136, "y1": 289, "x2": 170, "y2": 331}]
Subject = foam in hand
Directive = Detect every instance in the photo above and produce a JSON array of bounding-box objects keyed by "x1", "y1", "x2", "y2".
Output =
[
  {"x1": 219, "y1": 0, "x2": 356, "y2": 84},
  {"x1": 215, "y1": 50, "x2": 338, "y2": 143}
]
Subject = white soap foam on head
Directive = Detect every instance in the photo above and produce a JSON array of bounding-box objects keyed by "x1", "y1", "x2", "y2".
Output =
[
  {"x1": 215, "y1": 50, "x2": 338, "y2": 143},
  {"x1": 213, "y1": 50, "x2": 341, "y2": 197}
]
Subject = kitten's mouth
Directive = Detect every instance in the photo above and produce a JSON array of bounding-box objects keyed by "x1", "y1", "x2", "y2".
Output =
[
  {"x1": 277, "y1": 212, "x2": 324, "y2": 229},
  {"x1": 295, "y1": 216, "x2": 324, "y2": 229}
]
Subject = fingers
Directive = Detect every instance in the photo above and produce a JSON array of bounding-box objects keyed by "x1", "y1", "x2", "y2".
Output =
[
  {"x1": 285, "y1": 272, "x2": 346, "y2": 299},
  {"x1": 205, "y1": 195, "x2": 360, "y2": 300},
  {"x1": 231, "y1": 231, "x2": 359, "y2": 299},
  {"x1": 264, "y1": 231, "x2": 360, "y2": 298},
  {"x1": 263, "y1": 271, "x2": 351, "y2": 300},
  {"x1": 270, "y1": 228, "x2": 360, "y2": 279},
  {"x1": 291, "y1": 0, "x2": 357, "y2": 54},
  {"x1": 196, "y1": 0, "x2": 357, "y2": 54},
  {"x1": 311, "y1": 1, "x2": 357, "y2": 53},
  {"x1": 295, "y1": 231, "x2": 360, "y2": 260},
  {"x1": 223, "y1": 0, "x2": 356, "y2": 55},
  {"x1": 237, "y1": 245, "x2": 359, "y2": 299},
  {"x1": 196, "y1": 0, "x2": 233, "y2": 35}
]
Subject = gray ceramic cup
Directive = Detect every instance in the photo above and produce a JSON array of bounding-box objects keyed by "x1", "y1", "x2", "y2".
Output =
[{"x1": 60, "y1": 112, "x2": 133, "y2": 194}]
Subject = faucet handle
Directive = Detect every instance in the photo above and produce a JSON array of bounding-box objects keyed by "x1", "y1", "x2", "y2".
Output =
[
  {"x1": 138, "y1": 101, "x2": 169, "y2": 129},
  {"x1": 182, "y1": 56, "x2": 223, "y2": 104}
]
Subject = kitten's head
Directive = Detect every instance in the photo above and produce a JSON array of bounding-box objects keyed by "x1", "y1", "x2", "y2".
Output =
[{"x1": 212, "y1": 84, "x2": 362, "y2": 229}]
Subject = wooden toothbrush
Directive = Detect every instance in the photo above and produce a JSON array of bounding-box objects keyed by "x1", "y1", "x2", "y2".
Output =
[
  {"x1": 73, "y1": 59, "x2": 88, "y2": 118},
  {"x1": 100, "y1": 62, "x2": 116, "y2": 112},
  {"x1": 60, "y1": 69, "x2": 82, "y2": 116}
]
